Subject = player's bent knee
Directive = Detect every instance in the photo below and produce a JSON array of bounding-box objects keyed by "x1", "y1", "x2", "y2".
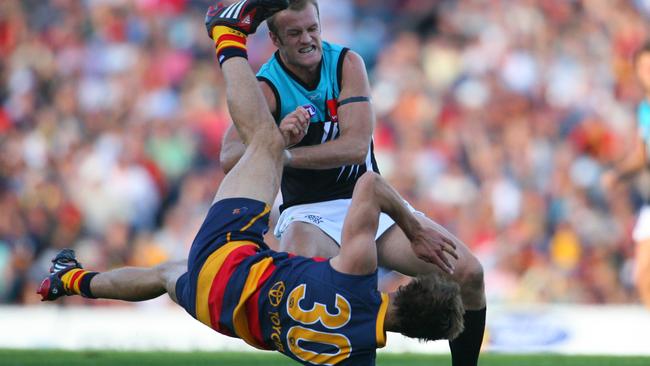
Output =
[
  {"x1": 355, "y1": 171, "x2": 379, "y2": 189},
  {"x1": 352, "y1": 172, "x2": 380, "y2": 198},
  {"x1": 155, "y1": 261, "x2": 186, "y2": 284},
  {"x1": 456, "y1": 256, "x2": 484, "y2": 292},
  {"x1": 153, "y1": 260, "x2": 187, "y2": 304}
]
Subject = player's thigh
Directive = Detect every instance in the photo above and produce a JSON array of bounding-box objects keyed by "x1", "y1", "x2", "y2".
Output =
[
  {"x1": 279, "y1": 221, "x2": 340, "y2": 258},
  {"x1": 214, "y1": 141, "x2": 283, "y2": 205},
  {"x1": 376, "y1": 215, "x2": 480, "y2": 281}
]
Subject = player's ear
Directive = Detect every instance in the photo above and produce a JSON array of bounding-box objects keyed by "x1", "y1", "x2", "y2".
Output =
[{"x1": 269, "y1": 31, "x2": 282, "y2": 47}]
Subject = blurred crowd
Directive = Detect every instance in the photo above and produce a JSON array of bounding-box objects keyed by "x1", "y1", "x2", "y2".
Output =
[{"x1": 1, "y1": 0, "x2": 650, "y2": 306}]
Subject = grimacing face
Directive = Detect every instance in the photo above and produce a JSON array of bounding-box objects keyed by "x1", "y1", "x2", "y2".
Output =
[
  {"x1": 637, "y1": 52, "x2": 650, "y2": 93},
  {"x1": 270, "y1": 4, "x2": 322, "y2": 71}
]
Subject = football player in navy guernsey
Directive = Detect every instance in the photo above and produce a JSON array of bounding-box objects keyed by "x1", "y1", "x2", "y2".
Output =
[
  {"x1": 37, "y1": 1, "x2": 465, "y2": 365},
  {"x1": 219, "y1": 1, "x2": 486, "y2": 364}
]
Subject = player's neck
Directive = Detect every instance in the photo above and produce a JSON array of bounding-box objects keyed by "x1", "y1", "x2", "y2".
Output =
[
  {"x1": 383, "y1": 292, "x2": 399, "y2": 333},
  {"x1": 279, "y1": 53, "x2": 320, "y2": 86}
]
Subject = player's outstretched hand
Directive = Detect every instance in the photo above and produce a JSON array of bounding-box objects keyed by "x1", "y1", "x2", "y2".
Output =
[
  {"x1": 280, "y1": 106, "x2": 310, "y2": 147},
  {"x1": 410, "y1": 226, "x2": 458, "y2": 274}
]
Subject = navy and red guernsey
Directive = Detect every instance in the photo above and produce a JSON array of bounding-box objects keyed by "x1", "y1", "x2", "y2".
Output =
[{"x1": 175, "y1": 198, "x2": 389, "y2": 366}]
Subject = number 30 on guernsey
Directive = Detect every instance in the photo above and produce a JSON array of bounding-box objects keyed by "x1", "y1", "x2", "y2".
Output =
[{"x1": 286, "y1": 284, "x2": 353, "y2": 365}]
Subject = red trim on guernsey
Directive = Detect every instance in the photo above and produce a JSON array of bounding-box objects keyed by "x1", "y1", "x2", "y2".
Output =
[
  {"x1": 326, "y1": 98, "x2": 339, "y2": 123},
  {"x1": 245, "y1": 263, "x2": 277, "y2": 349},
  {"x1": 208, "y1": 245, "x2": 258, "y2": 335}
]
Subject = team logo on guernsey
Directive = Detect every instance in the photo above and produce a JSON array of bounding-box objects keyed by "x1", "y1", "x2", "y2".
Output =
[
  {"x1": 326, "y1": 99, "x2": 338, "y2": 123},
  {"x1": 302, "y1": 104, "x2": 317, "y2": 118},
  {"x1": 232, "y1": 207, "x2": 248, "y2": 215},
  {"x1": 269, "y1": 281, "x2": 286, "y2": 307}
]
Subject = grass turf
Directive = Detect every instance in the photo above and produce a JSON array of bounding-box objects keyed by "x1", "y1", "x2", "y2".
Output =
[{"x1": 1, "y1": 350, "x2": 649, "y2": 366}]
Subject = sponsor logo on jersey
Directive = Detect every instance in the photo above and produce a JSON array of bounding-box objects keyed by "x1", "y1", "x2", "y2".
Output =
[
  {"x1": 302, "y1": 104, "x2": 317, "y2": 118},
  {"x1": 307, "y1": 92, "x2": 322, "y2": 101},
  {"x1": 268, "y1": 281, "x2": 286, "y2": 352},
  {"x1": 269, "y1": 281, "x2": 286, "y2": 307}
]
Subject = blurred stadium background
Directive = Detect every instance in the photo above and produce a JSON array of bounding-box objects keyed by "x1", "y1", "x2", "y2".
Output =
[{"x1": 2, "y1": 0, "x2": 650, "y2": 360}]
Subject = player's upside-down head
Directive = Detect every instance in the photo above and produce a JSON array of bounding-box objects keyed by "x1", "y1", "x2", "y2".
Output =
[{"x1": 386, "y1": 271, "x2": 465, "y2": 342}]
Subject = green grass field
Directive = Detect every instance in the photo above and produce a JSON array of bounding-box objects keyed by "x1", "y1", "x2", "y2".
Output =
[{"x1": 0, "y1": 350, "x2": 649, "y2": 366}]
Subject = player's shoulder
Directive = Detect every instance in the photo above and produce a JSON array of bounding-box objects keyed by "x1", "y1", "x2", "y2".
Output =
[
  {"x1": 257, "y1": 51, "x2": 280, "y2": 76},
  {"x1": 341, "y1": 49, "x2": 365, "y2": 69},
  {"x1": 322, "y1": 40, "x2": 345, "y2": 52},
  {"x1": 321, "y1": 41, "x2": 358, "y2": 66},
  {"x1": 338, "y1": 48, "x2": 369, "y2": 89}
]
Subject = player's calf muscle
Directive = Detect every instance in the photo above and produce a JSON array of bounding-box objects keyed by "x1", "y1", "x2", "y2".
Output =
[{"x1": 91, "y1": 267, "x2": 167, "y2": 301}]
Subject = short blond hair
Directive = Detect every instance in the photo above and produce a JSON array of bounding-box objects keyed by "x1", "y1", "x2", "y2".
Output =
[{"x1": 267, "y1": 0, "x2": 320, "y2": 35}]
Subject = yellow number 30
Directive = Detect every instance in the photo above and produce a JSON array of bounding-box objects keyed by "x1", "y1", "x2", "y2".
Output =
[{"x1": 286, "y1": 284, "x2": 352, "y2": 365}]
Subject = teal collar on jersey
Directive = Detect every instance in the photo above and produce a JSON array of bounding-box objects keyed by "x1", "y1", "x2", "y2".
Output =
[{"x1": 274, "y1": 51, "x2": 324, "y2": 91}]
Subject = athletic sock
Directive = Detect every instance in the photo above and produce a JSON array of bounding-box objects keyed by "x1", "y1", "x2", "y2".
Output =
[
  {"x1": 60, "y1": 268, "x2": 99, "y2": 298},
  {"x1": 212, "y1": 26, "x2": 248, "y2": 66},
  {"x1": 449, "y1": 307, "x2": 486, "y2": 366}
]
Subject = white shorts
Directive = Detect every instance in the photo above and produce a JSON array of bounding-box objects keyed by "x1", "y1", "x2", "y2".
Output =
[
  {"x1": 274, "y1": 198, "x2": 421, "y2": 246},
  {"x1": 633, "y1": 206, "x2": 650, "y2": 242}
]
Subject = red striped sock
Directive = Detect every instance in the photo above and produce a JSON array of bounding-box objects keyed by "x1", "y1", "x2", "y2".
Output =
[
  {"x1": 212, "y1": 26, "x2": 248, "y2": 66},
  {"x1": 60, "y1": 268, "x2": 98, "y2": 298}
]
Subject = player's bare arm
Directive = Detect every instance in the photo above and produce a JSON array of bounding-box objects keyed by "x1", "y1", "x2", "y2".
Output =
[
  {"x1": 220, "y1": 125, "x2": 246, "y2": 174},
  {"x1": 332, "y1": 172, "x2": 458, "y2": 276},
  {"x1": 287, "y1": 50, "x2": 374, "y2": 169}
]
